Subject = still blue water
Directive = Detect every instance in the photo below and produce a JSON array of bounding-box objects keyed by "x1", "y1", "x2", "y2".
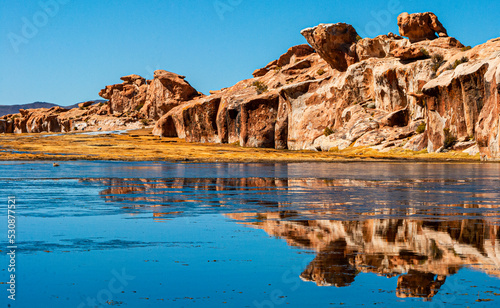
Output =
[{"x1": 0, "y1": 161, "x2": 499, "y2": 307}]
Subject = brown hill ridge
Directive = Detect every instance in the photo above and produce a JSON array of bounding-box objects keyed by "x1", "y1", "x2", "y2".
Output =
[{"x1": 1, "y1": 12, "x2": 499, "y2": 161}]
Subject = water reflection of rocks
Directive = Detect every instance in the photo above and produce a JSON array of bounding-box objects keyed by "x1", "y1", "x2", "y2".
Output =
[
  {"x1": 229, "y1": 214, "x2": 500, "y2": 299},
  {"x1": 90, "y1": 177, "x2": 500, "y2": 220},
  {"x1": 90, "y1": 177, "x2": 500, "y2": 298}
]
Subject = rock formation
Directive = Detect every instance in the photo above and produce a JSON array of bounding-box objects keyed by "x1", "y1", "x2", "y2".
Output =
[
  {"x1": 0, "y1": 70, "x2": 202, "y2": 134},
  {"x1": 0, "y1": 101, "x2": 142, "y2": 134},
  {"x1": 1, "y1": 106, "x2": 72, "y2": 134},
  {"x1": 397, "y1": 12, "x2": 448, "y2": 43},
  {"x1": 98, "y1": 70, "x2": 201, "y2": 120},
  {"x1": 300, "y1": 23, "x2": 359, "y2": 71},
  {"x1": 1, "y1": 12, "x2": 499, "y2": 161},
  {"x1": 150, "y1": 12, "x2": 499, "y2": 160},
  {"x1": 88, "y1": 176, "x2": 500, "y2": 298}
]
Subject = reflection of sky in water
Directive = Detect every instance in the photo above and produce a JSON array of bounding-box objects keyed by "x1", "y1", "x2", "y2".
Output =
[{"x1": 0, "y1": 162, "x2": 499, "y2": 307}]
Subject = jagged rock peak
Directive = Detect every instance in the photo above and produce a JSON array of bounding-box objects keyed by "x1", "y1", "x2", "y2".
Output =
[{"x1": 253, "y1": 44, "x2": 315, "y2": 77}]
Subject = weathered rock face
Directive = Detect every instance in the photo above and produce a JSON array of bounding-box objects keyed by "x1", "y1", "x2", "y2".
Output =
[
  {"x1": 0, "y1": 107, "x2": 71, "y2": 133},
  {"x1": 356, "y1": 34, "x2": 407, "y2": 61},
  {"x1": 151, "y1": 14, "x2": 499, "y2": 160},
  {"x1": 99, "y1": 74, "x2": 148, "y2": 114},
  {"x1": 390, "y1": 45, "x2": 426, "y2": 60},
  {"x1": 0, "y1": 119, "x2": 13, "y2": 134},
  {"x1": 154, "y1": 44, "x2": 326, "y2": 148},
  {"x1": 0, "y1": 101, "x2": 146, "y2": 134},
  {"x1": 153, "y1": 96, "x2": 221, "y2": 142},
  {"x1": 300, "y1": 23, "x2": 359, "y2": 72},
  {"x1": 476, "y1": 54, "x2": 500, "y2": 160},
  {"x1": 252, "y1": 44, "x2": 315, "y2": 77},
  {"x1": 397, "y1": 12, "x2": 448, "y2": 43},
  {"x1": 239, "y1": 92, "x2": 280, "y2": 148},
  {"x1": 276, "y1": 44, "x2": 316, "y2": 67},
  {"x1": 24, "y1": 107, "x2": 72, "y2": 133},
  {"x1": 99, "y1": 70, "x2": 200, "y2": 120},
  {"x1": 423, "y1": 42, "x2": 500, "y2": 158},
  {"x1": 4, "y1": 12, "x2": 498, "y2": 161}
]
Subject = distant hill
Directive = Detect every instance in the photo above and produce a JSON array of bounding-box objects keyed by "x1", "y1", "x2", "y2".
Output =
[
  {"x1": 0, "y1": 100, "x2": 107, "y2": 117},
  {"x1": 0, "y1": 102, "x2": 58, "y2": 116}
]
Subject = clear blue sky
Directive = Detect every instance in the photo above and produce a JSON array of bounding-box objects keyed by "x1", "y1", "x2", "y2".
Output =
[{"x1": 1, "y1": 0, "x2": 498, "y2": 106}]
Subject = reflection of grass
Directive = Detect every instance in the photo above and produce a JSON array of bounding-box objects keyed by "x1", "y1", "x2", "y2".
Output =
[{"x1": 0, "y1": 129, "x2": 480, "y2": 162}]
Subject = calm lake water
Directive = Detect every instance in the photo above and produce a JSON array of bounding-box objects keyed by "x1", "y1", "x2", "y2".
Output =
[{"x1": 1, "y1": 161, "x2": 499, "y2": 307}]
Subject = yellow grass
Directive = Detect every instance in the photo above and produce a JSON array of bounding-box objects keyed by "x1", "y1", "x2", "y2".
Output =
[{"x1": 0, "y1": 129, "x2": 481, "y2": 162}]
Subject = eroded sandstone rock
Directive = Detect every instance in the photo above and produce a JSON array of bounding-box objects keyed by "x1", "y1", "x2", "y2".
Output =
[
  {"x1": 253, "y1": 44, "x2": 315, "y2": 77},
  {"x1": 300, "y1": 23, "x2": 359, "y2": 72},
  {"x1": 239, "y1": 92, "x2": 279, "y2": 148},
  {"x1": 99, "y1": 70, "x2": 200, "y2": 120},
  {"x1": 397, "y1": 12, "x2": 448, "y2": 43},
  {"x1": 4, "y1": 13, "x2": 499, "y2": 161},
  {"x1": 422, "y1": 51, "x2": 500, "y2": 155},
  {"x1": 149, "y1": 27, "x2": 495, "y2": 159},
  {"x1": 356, "y1": 35, "x2": 408, "y2": 61},
  {"x1": 391, "y1": 45, "x2": 426, "y2": 61}
]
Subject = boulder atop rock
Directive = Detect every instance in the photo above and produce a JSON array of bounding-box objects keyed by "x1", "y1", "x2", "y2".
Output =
[
  {"x1": 397, "y1": 12, "x2": 448, "y2": 43},
  {"x1": 391, "y1": 45, "x2": 426, "y2": 60},
  {"x1": 356, "y1": 34, "x2": 408, "y2": 61},
  {"x1": 414, "y1": 37, "x2": 463, "y2": 49},
  {"x1": 153, "y1": 70, "x2": 199, "y2": 101},
  {"x1": 301, "y1": 23, "x2": 358, "y2": 71},
  {"x1": 153, "y1": 70, "x2": 186, "y2": 81},
  {"x1": 120, "y1": 74, "x2": 146, "y2": 85}
]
